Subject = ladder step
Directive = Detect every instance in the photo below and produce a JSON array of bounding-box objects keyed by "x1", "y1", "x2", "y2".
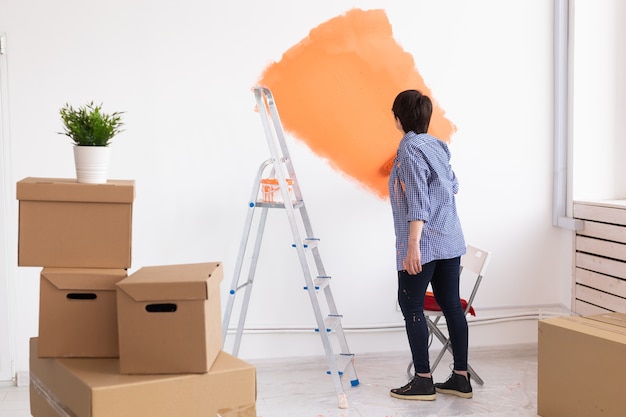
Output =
[
  {"x1": 291, "y1": 237, "x2": 320, "y2": 250},
  {"x1": 315, "y1": 314, "x2": 343, "y2": 333},
  {"x1": 326, "y1": 354, "x2": 360, "y2": 386},
  {"x1": 303, "y1": 276, "x2": 331, "y2": 291},
  {"x1": 303, "y1": 237, "x2": 320, "y2": 249},
  {"x1": 337, "y1": 353, "x2": 354, "y2": 373},
  {"x1": 252, "y1": 200, "x2": 304, "y2": 209},
  {"x1": 325, "y1": 314, "x2": 343, "y2": 330}
]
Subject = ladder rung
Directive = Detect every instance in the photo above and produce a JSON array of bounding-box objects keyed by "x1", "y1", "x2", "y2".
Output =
[
  {"x1": 325, "y1": 314, "x2": 343, "y2": 330},
  {"x1": 252, "y1": 200, "x2": 304, "y2": 209},
  {"x1": 304, "y1": 237, "x2": 320, "y2": 249},
  {"x1": 326, "y1": 353, "x2": 355, "y2": 377},
  {"x1": 303, "y1": 276, "x2": 331, "y2": 291},
  {"x1": 230, "y1": 280, "x2": 253, "y2": 294},
  {"x1": 327, "y1": 355, "x2": 359, "y2": 388},
  {"x1": 291, "y1": 237, "x2": 320, "y2": 250},
  {"x1": 337, "y1": 353, "x2": 355, "y2": 371},
  {"x1": 315, "y1": 314, "x2": 343, "y2": 333},
  {"x1": 315, "y1": 275, "x2": 331, "y2": 289},
  {"x1": 303, "y1": 237, "x2": 320, "y2": 249}
]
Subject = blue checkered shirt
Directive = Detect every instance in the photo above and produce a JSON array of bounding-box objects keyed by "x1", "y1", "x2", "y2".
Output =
[{"x1": 389, "y1": 132, "x2": 466, "y2": 269}]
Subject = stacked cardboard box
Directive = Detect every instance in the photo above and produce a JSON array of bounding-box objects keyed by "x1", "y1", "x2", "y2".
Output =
[
  {"x1": 17, "y1": 177, "x2": 134, "y2": 269},
  {"x1": 17, "y1": 177, "x2": 256, "y2": 417},
  {"x1": 116, "y1": 263, "x2": 224, "y2": 375},
  {"x1": 538, "y1": 313, "x2": 626, "y2": 417}
]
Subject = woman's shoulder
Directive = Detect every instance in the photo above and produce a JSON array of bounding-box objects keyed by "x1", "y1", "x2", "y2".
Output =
[
  {"x1": 404, "y1": 132, "x2": 439, "y2": 144},
  {"x1": 400, "y1": 132, "x2": 442, "y2": 153}
]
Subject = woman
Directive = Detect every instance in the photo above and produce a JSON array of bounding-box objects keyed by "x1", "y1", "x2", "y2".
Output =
[{"x1": 388, "y1": 90, "x2": 471, "y2": 400}]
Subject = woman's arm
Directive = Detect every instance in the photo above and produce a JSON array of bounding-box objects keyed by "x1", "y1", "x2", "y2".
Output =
[{"x1": 404, "y1": 219, "x2": 424, "y2": 274}]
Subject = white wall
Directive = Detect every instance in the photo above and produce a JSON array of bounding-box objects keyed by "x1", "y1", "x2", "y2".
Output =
[
  {"x1": 1, "y1": 0, "x2": 622, "y2": 375},
  {"x1": 572, "y1": 0, "x2": 626, "y2": 199},
  {"x1": 0, "y1": 32, "x2": 16, "y2": 381}
]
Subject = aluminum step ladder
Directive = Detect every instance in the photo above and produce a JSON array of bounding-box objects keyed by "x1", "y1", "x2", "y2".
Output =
[{"x1": 222, "y1": 86, "x2": 359, "y2": 409}]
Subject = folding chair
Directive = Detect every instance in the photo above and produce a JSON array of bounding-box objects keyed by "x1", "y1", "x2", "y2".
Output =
[{"x1": 406, "y1": 244, "x2": 492, "y2": 385}]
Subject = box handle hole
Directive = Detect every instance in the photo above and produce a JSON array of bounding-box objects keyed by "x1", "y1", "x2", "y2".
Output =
[
  {"x1": 66, "y1": 293, "x2": 97, "y2": 300},
  {"x1": 145, "y1": 303, "x2": 177, "y2": 313}
]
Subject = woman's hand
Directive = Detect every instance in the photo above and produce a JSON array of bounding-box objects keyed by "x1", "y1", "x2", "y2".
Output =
[
  {"x1": 404, "y1": 220, "x2": 424, "y2": 275},
  {"x1": 403, "y1": 242, "x2": 422, "y2": 274}
]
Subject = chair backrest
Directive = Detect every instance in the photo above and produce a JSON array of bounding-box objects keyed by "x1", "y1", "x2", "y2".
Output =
[
  {"x1": 460, "y1": 245, "x2": 492, "y2": 314},
  {"x1": 461, "y1": 245, "x2": 492, "y2": 277}
]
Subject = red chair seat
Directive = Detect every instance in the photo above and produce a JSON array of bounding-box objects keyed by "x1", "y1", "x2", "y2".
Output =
[{"x1": 424, "y1": 291, "x2": 476, "y2": 316}]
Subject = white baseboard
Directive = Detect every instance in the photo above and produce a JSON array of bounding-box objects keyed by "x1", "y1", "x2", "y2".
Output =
[
  {"x1": 16, "y1": 371, "x2": 29, "y2": 387},
  {"x1": 1, "y1": 371, "x2": 29, "y2": 387},
  {"x1": 226, "y1": 304, "x2": 572, "y2": 360}
]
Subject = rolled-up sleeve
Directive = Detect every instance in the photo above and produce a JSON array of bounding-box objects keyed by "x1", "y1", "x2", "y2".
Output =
[{"x1": 398, "y1": 145, "x2": 430, "y2": 224}]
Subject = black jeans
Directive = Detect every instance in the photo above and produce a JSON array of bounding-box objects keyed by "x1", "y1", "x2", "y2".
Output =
[{"x1": 397, "y1": 257, "x2": 468, "y2": 374}]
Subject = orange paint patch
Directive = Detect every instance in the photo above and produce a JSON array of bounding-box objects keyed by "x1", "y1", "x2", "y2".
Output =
[{"x1": 259, "y1": 8, "x2": 455, "y2": 199}]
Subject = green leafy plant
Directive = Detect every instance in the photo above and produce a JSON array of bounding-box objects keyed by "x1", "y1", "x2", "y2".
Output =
[{"x1": 59, "y1": 102, "x2": 124, "y2": 146}]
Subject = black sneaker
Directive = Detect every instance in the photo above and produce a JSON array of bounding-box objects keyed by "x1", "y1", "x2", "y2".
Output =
[
  {"x1": 390, "y1": 374, "x2": 436, "y2": 401},
  {"x1": 434, "y1": 372, "x2": 473, "y2": 399}
]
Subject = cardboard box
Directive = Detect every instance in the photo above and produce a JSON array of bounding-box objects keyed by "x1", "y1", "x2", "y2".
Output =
[
  {"x1": 538, "y1": 313, "x2": 626, "y2": 417},
  {"x1": 17, "y1": 177, "x2": 134, "y2": 268},
  {"x1": 29, "y1": 338, "x2": 256, "y2": 417},
  {"x1": 116, "y1": 262, "x2": 223, "y2": 374},
  {"x1": 38, "y1": 268, "x2": 127, "y2": 358}
]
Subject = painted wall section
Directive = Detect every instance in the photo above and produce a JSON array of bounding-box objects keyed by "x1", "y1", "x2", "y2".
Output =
[{"x1": 259, "y1": 8, "x2": 455, "y2": 199}]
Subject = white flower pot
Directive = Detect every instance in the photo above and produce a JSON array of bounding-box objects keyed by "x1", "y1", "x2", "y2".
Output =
[{"x1": 73, "y1": 146, "x2": 111, "y2": 184}]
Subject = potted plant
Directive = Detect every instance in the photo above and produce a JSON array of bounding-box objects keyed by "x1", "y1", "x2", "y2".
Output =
[{"x1": 59, "y1": 101, "x2": 124, "y2": 184}]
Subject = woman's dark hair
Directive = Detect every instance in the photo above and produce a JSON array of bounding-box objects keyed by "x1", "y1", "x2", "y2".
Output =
[{"x1": 392, "y1": 90, "x2": 432, "y2": 134}]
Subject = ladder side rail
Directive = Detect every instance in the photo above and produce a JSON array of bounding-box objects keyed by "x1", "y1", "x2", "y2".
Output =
[
  {"x1": 302, "y1": 275, "x2": 345, "y2": 406},
  {"x1": 310, "y1": 239, "x2": 357, "y2": 373},
  {"x1": 261, "y1": 88, "x2": 294, "y2": 171},
  {"x1": 299, "y1": 206, "x2": 331, "y2": 284},
  {"x1": 256, "y1": 88, "x2": 315, "y2": 288},
  {"x1": 254, "y1": 88, "x2": 284, "y2": 172},
  {"x1": 282, "y1": 182, "x2": 344, "y2": 387},
  {"x1": 309, "y1": 240, "x2": 328, "y2": 276},
  {"x1": 255, "y1": 88, "x2": 320, "y2": 318},
  {"x1": 231, "y1": 161, "x2": 276, "y2": 353},
  {"x1": 231, "y1": 206, "x2": 270, "y2": 356},
  {"x1": 322, "y1": 285, "x2": 349, "y2": 350},
  {"x1": 255, "y1": 89, "x2": 303, "y2": 254},
  {"x1": 299, "y1": 205, "x2": 350, "y2": 367},
  {"x1": 296, "y1": 177, "x2": 357, "y2": 383},
  {"x1": 255, "y1": 87, "x2": 329, "y2": 345},
  {"x1": 254, "y1": 89, "x2": 296, "y2": 199},
  {"x1": 222, "y1": 159, "x2": 273, "y2": 345},
  {"x1": 260, "y1": 87, "x2": 304, "y2": 202},
  {"x1": 255, "y1": 88, "x2": 284, "y2": 162},
  {"x1": 316, "y1": 252, "x2": 358, "y2": 385},
  {"x1": 222, "y1": 234, "x2": 247, "y2": 342},
  {"x1": 222, "y1": 219, "x2": 250, "y2": 342},
  {"x1": 289, "y1": 224, "x2": 335, "y2": 369},
  {"x1": 298, "y1": 205, "x2": 322, "y2": 256}
]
